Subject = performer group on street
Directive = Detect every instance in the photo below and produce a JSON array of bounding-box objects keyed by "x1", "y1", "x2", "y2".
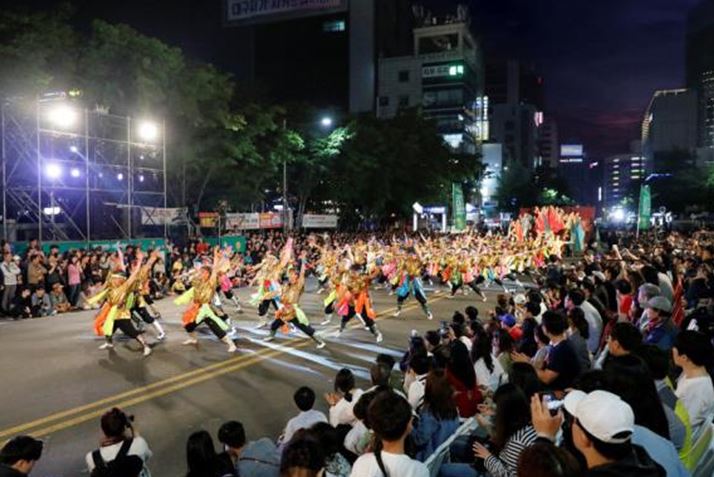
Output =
[{"x1": 86, "y1": 207, "x2": 587, "y2": 356}]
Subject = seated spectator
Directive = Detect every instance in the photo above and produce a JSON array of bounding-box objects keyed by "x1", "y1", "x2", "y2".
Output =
[
  {"x1": 440, "y1": 383, "x2": 537, "y2": 477},
  {"x1": 405, "y1": 353, "x2": 430, "y2": 410},
  {"x1": 218, "y1": 420, "x2": 279, "y2": 477},
  {"x1": 411, "y1": 369, "x2": 460, "y2": 461},
  {"x1": 642, "y1": 297, "x2": 678, "y2": 351},
  {"x1": 350, "y1": 392, "x2": 428, "y2": 477},
  {"x1": 508, "y1": 362, "x2": 542, "y2": 399},
  {"x1": 516, "y1": 442, "x2": 580, "y2": 477},
  {"x1": 310, "y1": 422, "x2": 351, "y2": 477},
  {"x1": 49, "y1": 283, "x2": 71, "y2": 314},
  {"x1": 566, "y1": 307, "x2": 592, "y2": 372},
  {"x1": 471, "y1": 324, "x2": 505, "y2": 393},
  {"x1": 532, "y1": 390, "x2": 665, "y2": 476},
  {"x1": 673, "y1": 330, "x2": 714, "y2": 438},
  {"x1": 8, "y1": 288, "x2": 31, "y2": 320},
  {"x1": 375, "y1": 353, "x2": 403, "y2": 392},
  {"x1": 325, "y1": 369, "x2": 363, "y2": 427},
  {"x1": 280, "y1": 433, "x2": 325, "y2": 477},
  {"x1": 85, "y1": 408, "x2": 152, "y2": 477},
  {"x1": 185, "y1": 430, "x2": 235, "y2": 477},
  {"x1": 596, "y1": 321, "x2": 642, "y2": 368},
  {"x1": 446, "y1": 337, "x2": 482, "y2": 417},
  {"x1": 281, "y1": 387, "x2": 327, "y2": 447},
  {"x1": 0, "y1": 435, "x2": 43, "y2": 476},
  {"x1": 565, "y1": 289, "x2": 603, "y2": 354},
  {"x1": 344, "y1": 389, "x2": 381, "y2": 457},
  {"x1": 30, "y1": 287, "x2": 52, "y2": 317},
  {"x1": 499, "y1": 313, "x2": 523, "y2": 342},
  {"x1": 513, "y1": 311, "x2": 582, "y2": 391},
  {"x1": 635, "y1": 344, "x2": 691, "y2": 456},
  {"x1": 492, "y1": 328, "x2": 515, "y2": 376}
]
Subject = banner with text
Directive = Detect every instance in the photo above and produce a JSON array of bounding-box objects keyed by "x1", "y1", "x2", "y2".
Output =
[
  {"x1": 141, "y1": 207, "x2": 185, "y2": 225},
  {"x1": 452, "y1": 184, "x2": 466, "y2": 231},
  {"x1": 226, "y1": 0, "x2": 344, "y2": 22},
  {"x1": 225, "y1": 213, "x2": 260, "y2": 230},
  {"x1": 302, "y1": 214, "x2": 338, "y2": 229},
  {"x1": 259, "y1": 212, "x2": 283, "y2": 229},
  {"x1": 198, "y1": 212, "x2": 219, "y2": 228}
]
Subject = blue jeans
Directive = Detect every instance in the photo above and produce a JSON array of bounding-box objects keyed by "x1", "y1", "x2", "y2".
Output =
[{"x1": 438, "y1": 463, "x2": 480, "y2": 477}]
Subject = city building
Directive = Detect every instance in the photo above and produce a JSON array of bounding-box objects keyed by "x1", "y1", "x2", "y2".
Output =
[
  {"x1": 602, "y1": 153, "x2": 647, "y2": 209},
  {"x1": 641, "y1": 89, "x2": 697, "y2": 170},
  {"x1": 557, "y1": 144, "x2": 595, "y2": 205},
  {"x1": 485, "y1": 60, "x2": 544, "y2": 168},
  {"x1": 223, "y1": 0, "x2": 414, "y2": 113},
  {"x1": 687, "y1": 0, "x2": 714, "y2": 149},
  {"x1": 376, "y1": 5, "x2": 485, "y2": 155},
  {"x1": 480, "y1": 143, "x2": 503, "y2": 213},
  {"x1": 537, "y1": 117, "x2": 559, "y2": 169}
]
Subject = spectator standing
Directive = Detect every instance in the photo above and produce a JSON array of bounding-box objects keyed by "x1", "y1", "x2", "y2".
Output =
[
  {"x1": 66, "y1": 255, "x2": 82, "y2": 306},
  {"x1": 1, "y1": 253, "x2": 20, "y2": 313},
  {"x1": 26, "y1": 254, "x2": 46, "y2": 290},
  {"x1": 0, "y1": 436, "x2": 43, "y2": 477},
  {"x1": 350, "y1": 392, "x2": 428, "y2": 477}
]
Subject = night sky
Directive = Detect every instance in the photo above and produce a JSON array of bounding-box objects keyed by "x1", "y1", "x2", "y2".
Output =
[{"x1": 3, "y1": 0, "x2": 704, "y2": 159}]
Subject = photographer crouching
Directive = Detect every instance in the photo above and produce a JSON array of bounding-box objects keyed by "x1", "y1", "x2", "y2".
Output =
[{"x1": 85, "y1": 408, "x2": 153, "y2": 477}]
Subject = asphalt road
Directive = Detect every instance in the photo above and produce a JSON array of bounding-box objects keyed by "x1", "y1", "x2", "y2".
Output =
[{"x1": 0, "y1": 280, "x2": 514, "y2": 477}]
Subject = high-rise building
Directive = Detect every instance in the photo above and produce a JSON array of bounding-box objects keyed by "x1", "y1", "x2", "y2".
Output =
[
  {"x1": 641, "y1": 89, "x2": 698, "y2": 169},
  {"x1": 376, "y1": 5, "x2": 485, "y2": 155},
  {"x1": 485, "y1": 60, "x2": 544, "y2": 168},
  {"x1": 537, "y1": 117, "x2": 559, "y2": 169},
  {"x1": 686, "y1": 0, "x2": 714, "y2": 148},
  {"x1": 602, "y1": 153, "x2": 647, "y2": 209},
  {"x1": 223, "y1": 0, "x2": 414, "y2": 113}
]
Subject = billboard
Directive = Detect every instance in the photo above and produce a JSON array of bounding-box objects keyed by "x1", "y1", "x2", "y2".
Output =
[
  {"x1": 225, "y1": 0, "x2": 347, "y2": 25},
  {"x1": 560, "y1": 144, "x2": 583, "y2": 157},
  {"x1": 302, "y1": 214, "x2": 338, "y2": 228}
]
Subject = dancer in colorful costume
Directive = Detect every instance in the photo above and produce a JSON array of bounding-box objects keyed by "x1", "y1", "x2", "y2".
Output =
[
  {"x1": 393, "y1": 248, "x2": 432, "y2": 320},
  {"x1": 175, "y1": 247, "x2": 237, "y2": 353}
]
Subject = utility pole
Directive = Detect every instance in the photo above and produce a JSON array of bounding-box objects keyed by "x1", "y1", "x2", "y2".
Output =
[{"x1": 282, "y1": 118, "x2": 288, "y2": 233}]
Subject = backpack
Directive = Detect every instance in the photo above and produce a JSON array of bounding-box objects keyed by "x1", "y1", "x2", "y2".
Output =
[{"x1": 90, "y1": 439, "x2": 144, "y2": 477}]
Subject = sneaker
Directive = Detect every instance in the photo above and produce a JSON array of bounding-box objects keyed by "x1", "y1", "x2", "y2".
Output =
[
  {"x1": 393, "y1": 310, "x2": 401, "y2": 317},
  {"x1": 98, "y1": 342, "x2": 114, "y2": 350},
  {"x1": 388, "y1": 290, "x2": 394, "y2": 296},
  {"x1": 263, "y1": 335, "x2": 275, "y2": 342},
  {"x1": 375, "y1": 331, "x2": 384, "y2": 343},
  {"x1": 482, "y1": 295, "x2": 488, "y2": 302},
  {"x1": 255, "y1": 320, "x2": 268, "y2": 329},
  {"x1": 316, "y1": 341, "x2": 326, "y2": 349},
  {"x1": 227, "y1": 341, "x2": 237, "y2": 353},
  {"x1": 320, "y1": 316, "x2": 332, "y2": 326},
  {"x1": 157, "y1": 332, "x2": 166, "y2": 341},
  {"x1": 182, "y1": 338, "x2": 198, "y2": 346},
  {"x1": 427, "y1": 312, "x2": 433, "y2": 320},
  {"x1": 143, "y1": 346, "x2": 152, "y2": 357}
]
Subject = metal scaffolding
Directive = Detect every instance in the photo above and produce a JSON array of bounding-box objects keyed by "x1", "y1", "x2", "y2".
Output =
[{"x1": 1, "y1": 96, "x2": 167, "y2": 242}]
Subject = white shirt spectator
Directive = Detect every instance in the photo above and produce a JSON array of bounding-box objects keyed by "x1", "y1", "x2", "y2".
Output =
[
  {"x1": 329, "y1": 389, "x2": 364, "y2": 427},
  {"x1": 350, "y1": 451, "x2": 428, "y2": 477},
  {"x1": 85, "y1": 437, "x2": 152, "y2": 477},
  {"x1": 1, "y1": 261, "x2": 19, "y2": 285},
  {"x1": 578, "y1": 301, "x2": 603, "y2": 353},
  {"x1": 407, "y1": 374, "x2": 427, "y2": 410},
  {"x1": 473, "y1": 355, "x2": 506, "y2": 391},
  {"x1": 283, "y1": 409, "x2": 327, "y2": 445},
  {"x1": 344, "y1": 420, "x2": 370, "y2": 455},
  {"x1": 459, "y1": 335, "x2": 473, "y2": 352},
  {"x1": 676, "y1": 374, "x2": 714, "y2": 436}
]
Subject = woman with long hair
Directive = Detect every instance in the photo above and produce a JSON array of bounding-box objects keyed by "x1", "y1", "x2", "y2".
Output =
[
  {"x1": 440, "y1": 383, "x2": 537, "y2": 477},
  {"x1": 446, "y1": 339, "x2": 482, "y2": 417},
  {"x1": 325, "y1": 368, "x2": 364, "y2": 427},
  {"x1": 185, "y1": 430, "x2": 235, "y2": 477},
  {"x1": 470, "y1": 324, "x2": 505, "y2": 392},
  {"x1": 411, "y1": 369, "x2": 461, "y2": 461}
]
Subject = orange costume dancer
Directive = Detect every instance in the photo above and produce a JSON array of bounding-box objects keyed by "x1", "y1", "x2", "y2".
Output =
[{"x1": 89, "y1": 250, "x2": 152, "y2": 357}]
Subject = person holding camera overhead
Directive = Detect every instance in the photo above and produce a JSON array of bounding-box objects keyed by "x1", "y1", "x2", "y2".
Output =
[{"x1": 85, "y1": 408, "x2": 153, "y2": 477}]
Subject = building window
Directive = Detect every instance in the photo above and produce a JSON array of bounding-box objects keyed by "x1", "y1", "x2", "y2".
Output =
[
  {"x1": 398, "y1": 95, "x2": 409, "y2": 107},
  {"x1": 378, "y1": 96, "x2": 389, "y2": 107},
  {"x1": 398, "y1": 70, "x2": 409, "y2": 83},
  {"x1": 323, "y1": 20, "x2": 346, "y2": 32}
]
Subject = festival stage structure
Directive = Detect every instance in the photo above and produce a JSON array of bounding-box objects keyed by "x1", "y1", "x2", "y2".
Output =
[{"x1": 0, "y1": 93, "x2": 167, "y2": 241}]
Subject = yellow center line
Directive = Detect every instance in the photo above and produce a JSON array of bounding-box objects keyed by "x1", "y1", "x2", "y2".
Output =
[{"x1": 0, "y1": 293, "x2": 445, "y2": 440}]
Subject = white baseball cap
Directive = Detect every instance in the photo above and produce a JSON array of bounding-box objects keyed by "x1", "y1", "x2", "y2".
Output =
[{"x1": 563, "y1": 390, "x2": 634, "y2": 444}]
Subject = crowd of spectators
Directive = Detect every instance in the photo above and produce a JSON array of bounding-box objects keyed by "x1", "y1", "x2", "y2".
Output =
[{"x1": 2, "y1": 230, "x2": 714, "y2": 476}]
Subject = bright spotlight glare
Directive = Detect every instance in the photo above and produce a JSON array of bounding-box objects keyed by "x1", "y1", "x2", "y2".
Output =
[
  {"x1": 138, "y1": 174, "x2": 145, "y2": 182},
  {"x1": 137, "y1": 121, "x2": 159, "y2": 142},
  {"x1": 47, "y1": 104, "x2": 78, "y2": 129},
  {"x1": 45, "y1": 163, "x2": 62, "y2": 179},
  {"x1": 69, "y1": 145, "x2": 79, "y2": 153},
  {"x1": 117, "y1": 173, "x2": 124, "y2": 181},
  {"x1": 320, "y1": 117, "x2": 333, "y2": 127},
  {"x1": 612, "y1": 208, "x2": 625, "y2": 222},
  {"x1": 43, "y1": 206, "x2": 61, "y2": 216},
  {"x1": 70, "y1": 168, "x2": 81, "y2": 178}
]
